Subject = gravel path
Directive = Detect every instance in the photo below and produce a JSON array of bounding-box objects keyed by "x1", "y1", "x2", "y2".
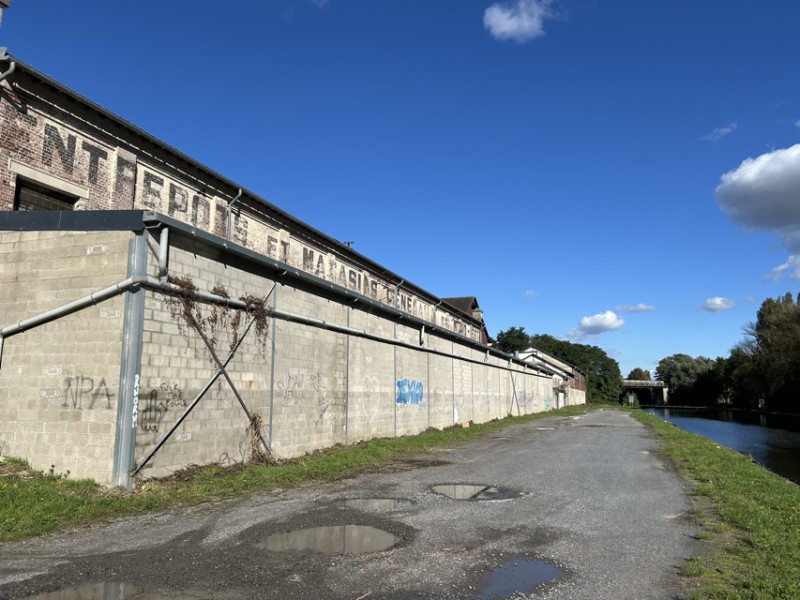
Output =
[{"x1": 0, "y1": 409, "x2": 699, "y2": 600}]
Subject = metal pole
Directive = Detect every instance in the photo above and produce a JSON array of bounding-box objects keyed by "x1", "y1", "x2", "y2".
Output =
[
  {"x1": 111, "y1": 232, "x2": 147, "y2": 488},
  {"x1": 268, "y1": 285, "x2": 279, "y2": 449}
]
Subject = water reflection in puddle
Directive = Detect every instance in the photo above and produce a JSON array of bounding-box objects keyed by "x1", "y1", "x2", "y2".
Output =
[
  {"x1": 431, "y1": 484, "x2": 520, "y2": 501},
  {"x1": 343, "y1": 498, "x2": 413, "y2": 510},
  {"x1": 432, "y1": 484, "x2": 496, "y2": 499},
  {"x1": 23, "y1": 581, "x2": 200, "y2": 599},
  {"x1": 480, "y1": 558, "x2": 564, "y2": 599},
  {"x1": 259, "y1": 525, "x2": 398, "y2": 555}
]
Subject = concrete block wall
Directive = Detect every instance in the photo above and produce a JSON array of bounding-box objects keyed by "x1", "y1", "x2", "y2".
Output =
[
  {"x1": 0, "y1": 222, "x2": 585, "y2": 485},
  {"x1": 0, "y1": 230, "x2": 131, "y2": 483},
  {"x1": 136, "y1": 245, "x2": 276, "y2": 479},
  {"x1": 269, "y1": 284, "x2": 350, "y2": 457},
  {"x1": 347, "y1": 310, "x2": 395, "y2": 443}
]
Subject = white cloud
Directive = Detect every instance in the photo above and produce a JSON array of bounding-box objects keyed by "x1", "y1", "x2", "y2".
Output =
[
  {"x1": 764, "y1": 255, "x2": 800, "y2": 281},
  {"x1": 701, "y1": 122, "x2": 738, "y2": 141},
  {"x1": 702, "y1": 297, "x2": 736, "y2": 312},
  {"x1": 566, "y1": 310, "x2": 624, "y2": 339},
  {"x1": 616, "y1": 303, "x2": 657, "y2": 313},
  {"x1": 524, "y1": 289, "x2": 538, "y2": 298},
  {"x1": 715, "y1": 144, "x2": 800, "y2": 252},
  {"x1": 794, "y1": 119, "x2": 800, "y2": 129},
  {"x1": 483, "y1": 0, "x2": 555, "y2": 43}
]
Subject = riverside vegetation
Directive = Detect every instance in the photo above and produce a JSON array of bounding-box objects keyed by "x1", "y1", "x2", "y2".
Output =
[
  {"x1": 633, "y1": 410, "x2": 800, "y2": 600},
  {"x1": 2, "y1": 406, "x2": 798, "y2": 599}
]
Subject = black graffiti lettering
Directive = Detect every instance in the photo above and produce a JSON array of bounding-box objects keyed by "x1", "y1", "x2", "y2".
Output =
[
  {"x1": 81, "y1": 141, "x2": 108, "y2": 185},
  {"x1": 168, "y1": 183, "x2": 188, "y2": 216},
  {"x1": 280, "y1": 240, "x2": 290, "y2": 263},
  {"x1": 62, "y1": 375, "x2": 113, "y2": 409},
  {"x1": 369, "y1": 279, "x2": 378, "y2": 299},
  {"x1": 140, "y1": 389, "x2": 167, "y2": 433},
  {"x1": 316, "y1": 254, "x2": 325, "y2": 277},
  {"x1": 142, "y1": 171, "x2": 164, "y2": 210},
  {"x1": 156, "y1": 382, "x2": 187, "y2": 408},
  {"x1": 89, "y1": 378, "x2": 113, "y2": 409},
  {"x1": 42, "y1": 124, "x2": 76, "y2": 173}
]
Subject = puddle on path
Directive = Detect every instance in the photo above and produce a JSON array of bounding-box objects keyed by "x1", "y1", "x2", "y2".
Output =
[
  {"x1": 431, "y1": 484, "x2": 519, "y2": 501},
  {"x1": 343, "y1": 498, "x2": 413, "y2": 510},
  {"x1": 23, "y1": 581, "x2": 200, "y2": 599},
  {"x1": 479, "y1": 558, "x2": 564, "y2": 599},
  {"x1": 259, "y1": 524, "x2": 398, "y2": 555}
]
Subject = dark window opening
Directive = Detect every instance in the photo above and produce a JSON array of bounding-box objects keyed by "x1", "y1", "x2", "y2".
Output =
[{"x1": 13, "y1": 179, "x2": 78, "y2": 211}]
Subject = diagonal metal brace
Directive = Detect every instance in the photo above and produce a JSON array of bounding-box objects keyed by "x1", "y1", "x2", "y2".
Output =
[
  {"x1": 133, "y1": 287, "x2": 274, "y2": 475},
  {"x1": 132, "y1": 314, "x2": 256, "y2": 475},
  {"x1": 509, "y1": 372, "x2": 520, "y2": 415}
]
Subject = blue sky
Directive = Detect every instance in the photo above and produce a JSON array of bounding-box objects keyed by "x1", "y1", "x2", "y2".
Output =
[{"x1": 3, "y1": 1, "x2": 800, "y2": 377}]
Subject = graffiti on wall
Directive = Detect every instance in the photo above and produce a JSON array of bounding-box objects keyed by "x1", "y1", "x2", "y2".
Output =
[
  {"x1": 277, "y1": 373, "x2": 325, "y2": 407},
  {"x1": 396, "y1": 378, "x2": 424, "y2": 407},
  {"x1": 140, "y1": 392, "x2": 167, "y2": 433},
  {"x1": 139, "y1": 382, "x2": 188, "y2": 433},
  {"x1": 276, "y1": 372, "x2": 344, "y2": 432},
  {"x1": 517, "y1": 391, "x2": 534, "y2": 412},
  {"x1": 62, "y1": 375, "x2": 114, "y2": 409}
]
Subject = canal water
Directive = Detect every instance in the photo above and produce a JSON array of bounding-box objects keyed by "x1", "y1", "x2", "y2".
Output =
[{"x1": 645, "y1": 408, "x2": 800, "y2": 485}]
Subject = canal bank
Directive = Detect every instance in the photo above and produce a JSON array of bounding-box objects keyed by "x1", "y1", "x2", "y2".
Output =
[
  {"x1": 0, "y1": 410, "x2": 698, "y2": 600},
  {"x1": 633, "y1": 410, "x2": 800, "y2": 599},
  {"x1": 644, "y1": 407, "x2": 800, "y2": 484}
]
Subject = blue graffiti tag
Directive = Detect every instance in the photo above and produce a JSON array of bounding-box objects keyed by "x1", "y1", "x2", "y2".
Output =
[{"x1": 396, "y1": 378, "x2": 424, "y2": 406}]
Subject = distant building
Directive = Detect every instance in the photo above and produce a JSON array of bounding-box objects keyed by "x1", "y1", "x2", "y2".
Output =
[{"x1": 442, "y1": 297, "x2": 490, "y2": 345}]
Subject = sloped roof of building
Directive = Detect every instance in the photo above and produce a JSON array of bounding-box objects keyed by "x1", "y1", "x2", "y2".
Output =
[{"x1": 442, "y1": 296, "x2": 480, "y2": 315}]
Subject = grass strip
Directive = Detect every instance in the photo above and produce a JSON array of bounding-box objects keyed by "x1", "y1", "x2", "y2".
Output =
[
  {"x1": 631, "y1": 410, "x2": 800, "y2": 600},
  {"x1": 0, "y1": 405, "x2": 590, "y2": 541}
]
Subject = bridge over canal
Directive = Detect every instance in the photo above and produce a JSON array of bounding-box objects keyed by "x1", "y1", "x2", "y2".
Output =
[{"x1": 622, "y1": 379, "x2": 669, "y2": 405}]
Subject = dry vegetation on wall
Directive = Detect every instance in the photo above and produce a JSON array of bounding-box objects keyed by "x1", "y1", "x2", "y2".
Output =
[{"x1": 164, "y1": 276, "x2": 271, "y2": 355}]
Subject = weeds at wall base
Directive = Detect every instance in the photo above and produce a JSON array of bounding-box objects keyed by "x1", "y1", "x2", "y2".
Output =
[{"x1": 0, "y1": 406, "x2": 590, "y2": 541}]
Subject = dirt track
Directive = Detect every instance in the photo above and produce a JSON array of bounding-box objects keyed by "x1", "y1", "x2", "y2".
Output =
[{"x1": 0, "y1": 410, "x2": 698, "y2": 599}]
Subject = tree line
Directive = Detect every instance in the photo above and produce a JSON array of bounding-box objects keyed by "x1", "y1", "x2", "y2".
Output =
[
  {"x1": 494, "y1": 327, "x2": 622, "y2": 404},
  {"x1": 651, "y1": 292, "x2": 800, "y2": 412}
]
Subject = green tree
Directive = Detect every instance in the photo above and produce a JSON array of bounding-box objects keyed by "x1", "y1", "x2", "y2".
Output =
[
  {"x1": 723, "y1": 343, "x2": 762, "y2": 409},
  {"x1": 738, "y1": 292, "x2": 800, "y2": 411},
  {"x1": 529, "y1": 334, "x2": 623, "y2": 404},
  {"x1": 626, "y1": 368, "x2": 651, "y2": 381},
  {"x1": 655, "y1": 354, "x2": 718, "y2": 405},
  {"x1": 494, "y1": 326, "x2": 531, "y2": 354}
]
